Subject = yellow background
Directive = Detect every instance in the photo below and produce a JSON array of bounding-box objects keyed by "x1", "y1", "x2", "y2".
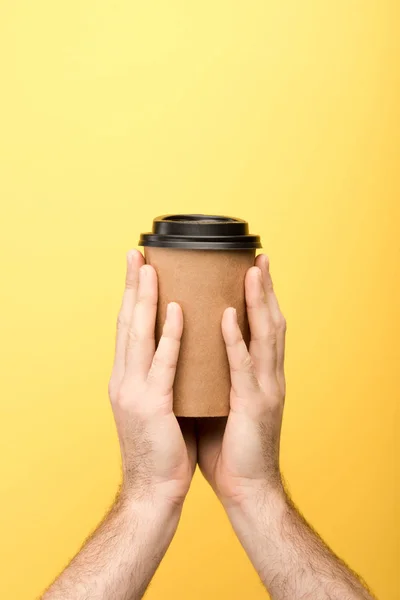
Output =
[{"x1": 0, "y1": 1, "x2": 399, "y2": 598}]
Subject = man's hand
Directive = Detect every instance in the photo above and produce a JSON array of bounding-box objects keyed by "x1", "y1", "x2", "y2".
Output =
[
  {"x1": 197, "y1": 253, "x2": 286, "y2": 508},
  {"x1": 108, "y1": 249, "x2": 196, "y2": 506},
  {"x1": 43, "y1": 250, "x2": 196, "y2": 600},
  {"x1": 198, "y1": 253, "x2": 375, "y2": 600}
]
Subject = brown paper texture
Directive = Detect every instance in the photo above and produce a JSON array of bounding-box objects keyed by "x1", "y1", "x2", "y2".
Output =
[{"x1": 145, "y1": 248, "x2": 255, "y2": 417}]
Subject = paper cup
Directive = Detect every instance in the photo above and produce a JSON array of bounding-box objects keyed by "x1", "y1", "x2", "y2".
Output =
[{"x1": 139, "y1": 215, "x2": 261, "y2": 417}]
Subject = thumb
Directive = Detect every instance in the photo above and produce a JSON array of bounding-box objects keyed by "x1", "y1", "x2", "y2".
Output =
[{"x1": 222, "y1": 307, "x2": 260, "y2": 400}]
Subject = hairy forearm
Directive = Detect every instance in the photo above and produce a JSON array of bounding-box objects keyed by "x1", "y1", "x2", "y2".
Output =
[
  {"x1": 42, "y1": 493, "x2": 180, "y2": 600},
  {"x1": 227, "y1": 489, "x2": 375, "y2": 600}
]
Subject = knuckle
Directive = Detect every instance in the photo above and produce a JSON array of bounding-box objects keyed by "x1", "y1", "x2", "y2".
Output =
[
  {"x1": 247, "y1": 293, "x2": 266, "y2": 310},
  {"x1": 277, "y1": 316, "x2": 287, "y2": 333},
  {"x1": 253, "y1": 320, "x2": 278, "y2": 347},
  {"x1": 242, "y1": 353, "x2": 254, "y2": 372},
  {"x1": 149, "y1": 356, "x2": 162, "y2": 374},
  {"x1": 161, "y1": 328, "x2": 181, "y2": 343},
  {"x1": 108, "y1": 378, "x2": 119, "y2": 403},
  {"x1": 263, "y1": 386, "x2": 284, "y2": 413},
  {"x1": 265, "y1": 275, "x2": 274, "y2": 292},
  {"x1": 137, "y1": 294, "x2": 158, "y2": 308},
  {"x1": 259, "y1": 396, "x2": 281, "y2": 421},
  {"x1": 263, "y1": 329, "x2": 277, "y2": 347},
  {"x1": 269, "y1": 393, "x2": 283, "y2": 412},
  {"x1": 117, "y1": 313, "x2": 129, "y2": 331},
  {"x1": 124, "y1": 274, "x2": 136, "y2": 290},
  {"x1": 231, "y1": 352, "x2": 254, "y2": 374},
  {"x1": 152, "y1": 354, "x2": 176, "y2": 373},
  {"x1": 126, "y1": 327, "x2": 139, "y2": 350},
  {"x1": 260, "y1": 377, "x2": 281, "y2": 401},
  {"x1": 115, "y1": 382, "x2": 134, "y2": 409},
  {"x1": 226, "y1": 334, "x2": 242, "y2": 349}
]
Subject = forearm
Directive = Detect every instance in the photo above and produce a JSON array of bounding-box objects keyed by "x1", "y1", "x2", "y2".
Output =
[
  {"x1": 42, "y1": 492, "x2": 180, "y2": 600},
  {"x1": 227, "y1": 489, "x2": 375, "y2": 600}
]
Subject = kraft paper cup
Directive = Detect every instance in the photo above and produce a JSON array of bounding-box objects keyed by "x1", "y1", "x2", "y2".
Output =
[{"x1": 139, "y1": 215, "x2": 261, "y2": 417}]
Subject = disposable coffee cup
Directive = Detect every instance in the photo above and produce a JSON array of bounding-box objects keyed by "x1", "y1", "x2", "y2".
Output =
[{"x1": 139, "y1": 215, "x2": 261, "y2": 417}]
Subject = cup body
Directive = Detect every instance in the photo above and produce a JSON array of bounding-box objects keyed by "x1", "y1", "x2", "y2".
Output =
[
  {"x1": 145, "y1": 247, "x2": 255, "y2": 416},
  {"x1": 139, "y1": 214, "x2": 261, "y2": 417}
]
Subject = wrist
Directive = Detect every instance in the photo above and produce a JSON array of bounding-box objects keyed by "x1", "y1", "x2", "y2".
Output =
[
  {"x1": 120, "y1": 478, "x2": 187, "y2": 512},
  {"x1": 222, "y1": 486, "x2": 291, "y2": 585},
  {"x1": 224, "y1": 483, "x2": 289, "y2": 537},
  {"x1": 221, "y1": 474, "x2": 286, "y2": 516},
  {"x1": 116, "y1": 489, "x2": 182, "y2": 540}
]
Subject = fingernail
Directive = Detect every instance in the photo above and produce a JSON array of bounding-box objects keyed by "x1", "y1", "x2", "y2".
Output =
[
  {"x1": 167, "y1": 302, "x2": 174, "y2": 319},
  {"x1": 230, "y1": 307, "x2": 237, "y2": 322}
]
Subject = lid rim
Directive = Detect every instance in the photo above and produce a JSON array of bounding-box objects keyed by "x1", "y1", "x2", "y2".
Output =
[{"x1": 138, "y1": 214, "x2": 261, "y2": 249}]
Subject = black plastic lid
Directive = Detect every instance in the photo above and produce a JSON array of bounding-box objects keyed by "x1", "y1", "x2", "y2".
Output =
[{"x1": 139, "y1": 214, "x2": 261, "y2": 250}]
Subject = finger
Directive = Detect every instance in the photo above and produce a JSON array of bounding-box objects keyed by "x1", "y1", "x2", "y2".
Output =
[
  {"x1": 125, "y1": 264, "x2": 158, "y2": 380},
  {"x1": 245, "y1": 266, "x2": 277, "y2": 381},
  {"x1": 111, "y1": 250, "x2": 144, "y2": 385},
  {"x1": 147, "y1": 302, "x2": 183, "y2": 397},
  {"x1": 255, "y1": 255, "x2": 286, "y2": 386},
  {"x1": 222, "y1": 307, "x2": 260, "y2": 399}
]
